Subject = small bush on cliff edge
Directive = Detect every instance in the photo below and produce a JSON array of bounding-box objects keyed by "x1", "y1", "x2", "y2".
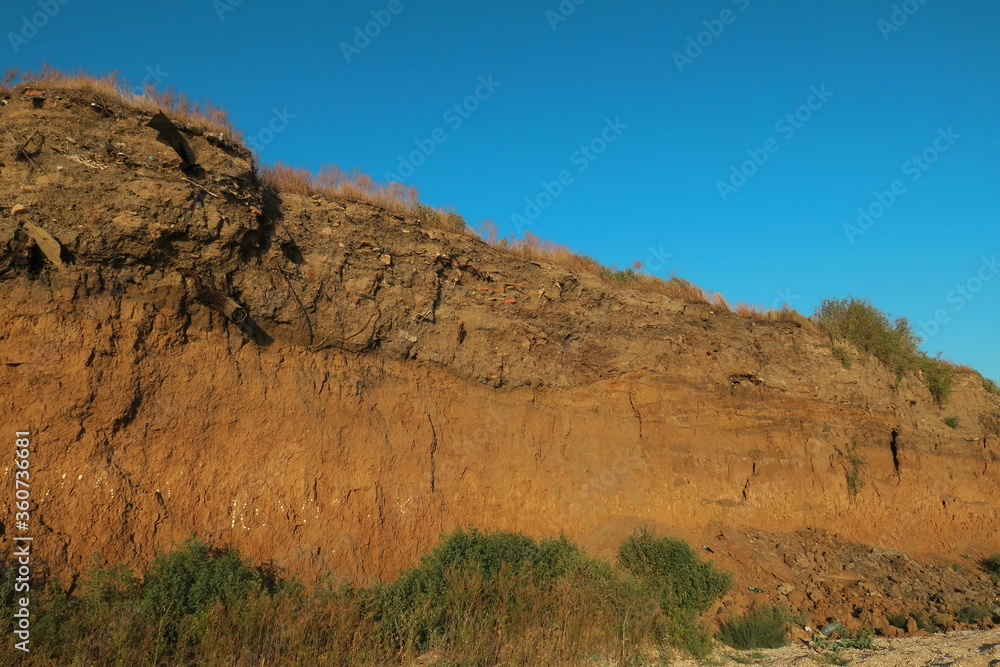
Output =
[{"x1": 814, "y1": 297, "x2": 954, "y2": 403}]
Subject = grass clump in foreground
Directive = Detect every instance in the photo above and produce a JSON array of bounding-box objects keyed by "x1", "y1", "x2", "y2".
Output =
[
  {"x1": 0, "y1": 529, "x2": 733, "y2": 664},
  {"x1": 814, "y1": 297, "x2": 954, "y2": 403},
  {"x1": 717, "y1": 604, "x2": 790, "y2": 650}
]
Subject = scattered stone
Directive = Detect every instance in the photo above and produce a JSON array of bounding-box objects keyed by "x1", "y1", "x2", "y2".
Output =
[
  {"x1": 21, "y1": 221, "x2": 64, "y2": 268},
  {"x1": 10, "y1": 203, "x2": 27, "y2": 215}
]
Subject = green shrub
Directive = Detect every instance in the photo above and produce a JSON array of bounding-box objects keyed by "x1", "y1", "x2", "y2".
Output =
[
  {"x1": 956, "y1": 603, "x2": 996, "y2": 624},
  {"x1": 600, "y1": 266, "x2": 640, "y2": 283},
  {"x1": 0, "y1": 530, "x2": 732, "y2": 663},
  {"x1": 370, "y1": 528, "x2": 668, "y2": 661},
  {"x1": 887, "y1": 611, "x2": 941, "y2": 633},
  {"x1": 814, "y1": 298, "x2": 920, "y2": 376},
  {"x1": 918, "y1": 356, "x2": 954, "y2": 405},
  {"x1": 814, "y1": 297, "x2": 955, "y2": 403},
  {"x1": 443, "y1": 211, "x2": 466, "y2": 230},
  {"x1": 943, "y1": 416, "x2": 960, "y2": 429},
  {"x1": 983, "y1": 375, "x2": 1000, "y2": 396},
  {"x1": 142, "y1": 536, "x2": 267, "y2": 618},
  {"x1": 909, "y1": 612, "x2": 942, "y2": 633},
  {"x1": 619, "y1": 529, "x2": 732, "y2": 656},
  {"x1": 619, "y1": 529, "x2": 732, "y2": 618},
  {"x1": 982, "y1": 554, "x2": 1000, "y2": 575},
  {"x1": 832, "y1": 345, "x2": 853, "y2": 369},
  {"x1": 887, "y1": 613, "x2": 908, "y2": 629},
  {"x1": 841, "y1": 627, "x2": 876, "y2": 650},
  {"x1": 718, "y1": 604, "x2": 790, "y2": 650},
  {"x1": 416, "y1": 204, "x2": 466, "y2": 231}
]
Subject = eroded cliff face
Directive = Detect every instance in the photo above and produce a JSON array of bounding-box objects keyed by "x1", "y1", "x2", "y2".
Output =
[{"x1": 2, "y1": 86, "x2": 999, "y2": 606}]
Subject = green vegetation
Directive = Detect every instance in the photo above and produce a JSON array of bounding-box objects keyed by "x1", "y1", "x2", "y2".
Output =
[
  {"x1": 909, "y1": 611, "x2": 942, "y2": 633},
  {"x1": 600, "y1": 266, "x2": 641, "y2": 283},
  {"x1": 814, "y1": 298, "x2": 954, "y2": 403},
  {"x1": 809, "y1": 627, "x2": 875, "y2": 665},
  {"x1": 887, "y1": 613, "x2": 908, "y2": 629},
  {"x1": 843, "y1": 441, "x2": 866, "y2": 499},
  {"x1": 888, "y1": 612, "x2": 944, "y2": 632},
  {"x1": 943, "y1": 416, "x2": 960, "y2": 429},
  {"x1": 368, "y1": 528, "x2": 667, "y2": 661},
  {"x1": 982, "y1": 554, "x2": 1000, "y2": 584},
  {"x1": 956, "y1": 603, "x2": 996, "y2": 624},
  {"x1": 983, "y1": 375, "x2": 1000, "y2": 395},
  {"x1": 832, "y1": 345, "x2": 853, "y2": 369},
  {"x1": 417, "y1": 204, "x2": 466, "y2": 231},
  {"x1": 918, "y1": 355, "x2": 954, "y2": 404},
  {"x1": 840, "y1": 628, "x2": 876, "y2": 650},
  {"x1": 0, "y1": 529, "x2": 734, "y2": 664},
  {"x1": 888, "y1": 612, "x2": 942, "y2": 633},
  {"x1": 717, "y1": 604, "x2": 790, "y2": 650},
  {"x1": 619, "y1": 528, "x2": 733, "y2": 657}
]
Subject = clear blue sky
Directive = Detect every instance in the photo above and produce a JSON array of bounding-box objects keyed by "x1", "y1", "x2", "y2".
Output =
[{"x1": 4, "y1": 0, "x2": 998, "y2": 381}]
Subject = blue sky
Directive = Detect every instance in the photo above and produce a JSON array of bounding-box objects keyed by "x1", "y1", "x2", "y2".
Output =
[{"x1": 4, "y1": 0, "x2": 998, "y2": 381}]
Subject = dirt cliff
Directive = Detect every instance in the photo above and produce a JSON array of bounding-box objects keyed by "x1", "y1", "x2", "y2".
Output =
[{"x1": 2, "y1": 82, "x2": 999, "y2": 630}]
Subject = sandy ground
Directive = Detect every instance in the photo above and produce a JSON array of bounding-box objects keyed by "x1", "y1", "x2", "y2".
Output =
[{"x1": 671, "y1": 628, "x2": 1000, "y2": 667}]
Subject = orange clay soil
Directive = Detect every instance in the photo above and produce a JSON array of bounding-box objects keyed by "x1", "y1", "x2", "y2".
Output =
[{"x1": 1, "y1": 82, "x2": 999, "y2": 636}]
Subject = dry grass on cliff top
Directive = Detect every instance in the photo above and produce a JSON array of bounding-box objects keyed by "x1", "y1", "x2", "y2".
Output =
[
  {"x1": 2, "y1": 67, "x2": 814, "y2": 325},
  {"x1": 6, "y1": 66, "x2": 996, "y2": 393},
  {"x1": 3, "y1": 65, "x2": 239, "y2": 139}
]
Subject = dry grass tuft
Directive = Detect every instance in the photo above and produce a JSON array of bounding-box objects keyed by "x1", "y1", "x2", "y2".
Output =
[
  {"x1": 258, "y1": 162, "x2": 420, "y2": 218},
  {"x1": 473, "y1": 227, "x2": 715, "y2": 304},
  {"x1": 709, "y1": 292, "x2": 732, "y2": 312},
  {"x1": 3, "y1": 65, "x2": 239, "y2": 139},
  {"x1": 736, "y1": 302, "x2": 820, "y2": 331}
]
